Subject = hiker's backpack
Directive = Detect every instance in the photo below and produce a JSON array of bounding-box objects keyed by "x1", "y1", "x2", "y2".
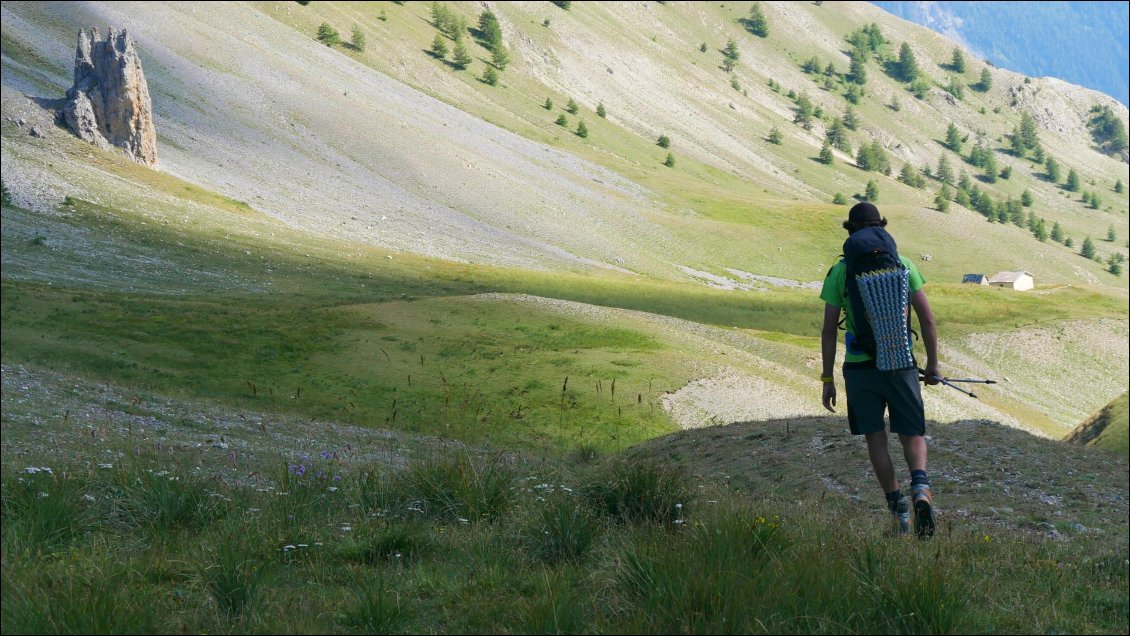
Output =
[{"x1": 842, "y1": 226, "x2": 915, "y2": 371}]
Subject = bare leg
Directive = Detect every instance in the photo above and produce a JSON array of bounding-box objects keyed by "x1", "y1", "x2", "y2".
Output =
[
  {"x1": 898, "y1": 434, "x2": 928, "y2": 473},
  {"x1": 864, "y1": 431, "x2": 899, "y2": 493}
]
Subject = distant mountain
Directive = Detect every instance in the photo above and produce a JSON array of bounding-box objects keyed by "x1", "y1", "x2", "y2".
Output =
[{"x1": 872, "y1": 1, "x2": 1130, "y2": 106}]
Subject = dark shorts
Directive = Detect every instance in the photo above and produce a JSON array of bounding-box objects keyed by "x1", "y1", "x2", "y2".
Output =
[{"x1": 843, "y1": 364, "x2": 925, "y2": 436}]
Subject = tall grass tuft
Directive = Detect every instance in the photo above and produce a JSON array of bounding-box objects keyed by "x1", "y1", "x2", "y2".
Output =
[
  {"x1": 582, "y1": 457, "x2": 691, "y2": 524},
  {"x1": 200, "y1": 522, "x2": 270, "y2": 617},
  {"x1": 524, "y1": 493, "x2": 599, "y2": 564},
  {"x1": 1, "y1": 554, "x2": 163, "y2": 633},
  {"x1": 396, "y1": 452, "x2": 516, "y2": 523},
  {"x1": 1, "y1": 468, "x2": 91, "y2": 552},
  {"x1": 343, "y1": 574, "x2": 406, "y2": 633},
  {"x1": 115, "y1": 465, "x2": 226, "y2": 534}
]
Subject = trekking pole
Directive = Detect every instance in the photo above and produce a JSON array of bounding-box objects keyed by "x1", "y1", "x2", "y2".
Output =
[{"x1": 918, "y1": 368, "x2": 995, "y2": 399}]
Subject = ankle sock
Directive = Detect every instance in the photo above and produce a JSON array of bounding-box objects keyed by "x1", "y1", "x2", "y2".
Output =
[{"x1": 910, "y1": 470, "x2": 930, "y2": 488}]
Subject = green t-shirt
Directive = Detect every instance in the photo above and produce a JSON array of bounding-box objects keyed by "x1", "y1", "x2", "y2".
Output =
[{"x1": 819, "y1": 256, "x2": 925, "y2": 363}]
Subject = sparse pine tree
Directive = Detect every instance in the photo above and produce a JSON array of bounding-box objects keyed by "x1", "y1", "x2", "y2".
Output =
[
  {"x1": 1065, "y1": 236, "x2": 1074, "y2": 248},
  {"x1": 848, "y1": 49, "x2": 868, "y2": 85},
  {"x1": 482, "y1": 65, "x2": 499, "y2": 85},
  {"x1": 767, "y1": 126, "x2": 782, "y2": 145},
  {"x1": 351, "y1": 24, "x2": 366, "y2": 51},
  {"x1": 576, "y1": 119, "x2": 588, "y2": 138},
  {"x1": 937, "y1": 154, "x2": 954, "y2": 184},
  {"x1": 951, "y1": 47, "x2": 966, "y2": 73},
  {"x1": 452, "y1": 37, "x2": 472, "y2": 69},
  {"x1": 317, "y1": 22, "x2": 340, "y2": 46},
  {"x1": 478, "y1": 10, "x2": 503, "y2": 48},
  {"x1": 700, "y1": 42, "x2": 708, "y2": 53},
  {"x1": 1110, "y1": 259, "x2": 1123, "y2": 276},
  {"x1": 431, "y1": 33, "x2": 449, "y2": 58},
  {"x1": 596, "y1": 102, "x2": 606, "y2": 118},
  {"x1": 555, "y1": 114, "x2": 568, "y2": 126},
  {"x1": 896, "y1": 42, "x2": 920, "y2": 82},
  {"x1": 1108, "y1": 225, "x2": 1117, "y2": 242},
  {"x1": 746, "y1": 3, "x2": 769, "y2": 37},
  {"x1": 1045, "y1": 157, "x2": 1061, "y2": 183},
  {"x1": 983, "y1": 152, "x2": 998, "y2": 183},
  {"x1": 566, "y1": 97, "x2": 578, "y2": 114},
  {"x1": 793, "y1": 92, "x2": 814, "y2": 129},
  {"x1": 819, "y1": 139, "x2": 833, "y2": 164},
  {"x1": 977, "y1": 67, "x2": 992, "y2": 91},
  {"x1": 1034, "y1": 218, "x2": 1048, "y2": 242},
  {"x1": 1115, "y1": 179, "x2": 1124, "y2": 193},
  {"x1": 946, "y1": 77, "x2": 964, "y2": 100},
  {"x1": 1066, "y1": 168, "x2": 1080, "y2": 192},
  {"x1": 0, "y1": 181, "x2": 11, "y2": 206},
  {"x1": 936, "y1": 186, "x2": 951, "y2": 212},
  {"x1": 1090, "y1": 192, "x2": 1102, "y2": 209},
  {"x1": 491, "y1": 43, "x2": 510, "y2": 70},
  {"x1": 865, "y1": 179, "x2": 880, "y2": 202},
  {"x1": 664, "y1": 152, "x2": 675, "y2": 167},
  {"x1": 657, "y1": 135, "x2": 671, "y2": 148},
  {"x1": 722, "y1": 38, "x2": 740, "y2": 72},
  {"x1": 1019, "y1": 112, "x2": 1039, "y2": 151},
  {"x1": 843, "y1": 106, "x2": 859, "y2": 131},
  {"x1": 827, "y1": 117, "x2": 850, "y2": 152},
  {"x1": 833, "y1": 192, "x2": 849, "y2": 204},
  {"x1": 1081, "y1": 236, "x2": 1096, "y2": 259},
  {"x1": 1021, "y1": 189, "x2": 1033, "y2": 207},
  {"x1": 945, "y1": 123, "x2": 962, "y2": 153},
  {"x1": 543, "y1": 97, "x2": 553, "y2": 110}
]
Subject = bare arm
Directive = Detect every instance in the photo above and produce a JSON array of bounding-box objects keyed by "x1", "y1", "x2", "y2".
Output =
[
  {"x1": 821, "y1": 303, "x2": 840, "y2": 411},
  {"x1": 910, "y1": 289, "x2": 939, "y2": 384}
]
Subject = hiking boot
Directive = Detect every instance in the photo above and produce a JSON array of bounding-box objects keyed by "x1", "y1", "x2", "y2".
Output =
[
  {"x1": 893, "y1": 496, "x2": 911, "y2": 534},
  {"x1": 912, "y1": 484, "x2": 936, "y2": 539}
]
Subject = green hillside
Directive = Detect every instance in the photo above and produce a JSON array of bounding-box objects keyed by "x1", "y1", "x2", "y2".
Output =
[{"x1": 1067, "y1": 391, "x2": 1130, "y2": 454}]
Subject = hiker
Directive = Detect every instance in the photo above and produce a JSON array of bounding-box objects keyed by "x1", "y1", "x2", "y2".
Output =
[{"x1": 818, "y1": 202, "x2": 940, "y2": 538}]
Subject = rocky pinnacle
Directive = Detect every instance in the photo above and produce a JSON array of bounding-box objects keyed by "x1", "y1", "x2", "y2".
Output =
[{"x1": 61, "y1": 27, "x2": 158, "y2": 167}]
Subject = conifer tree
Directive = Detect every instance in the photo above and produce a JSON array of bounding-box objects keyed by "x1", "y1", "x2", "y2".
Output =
[
  {"x1": 865, "y1": 180, "x2": 880, "y2": 202},
  {"x1": 657, "y1": 135, "x2": 671, "y2": 148},
  {"x1": 1066, "y1": 168, "x2": 1080, "y2": 192},
  {"x1": 664, "y1": 152, "x2": 676, "y2": 167},
  {"x1": 543, "y1": 97, "x2": 553, "y2": 110},
  {"x1": 843, "y1": 106, "x2": 859, "y2": 130},
  {"x1": 1021, "y1": 189, "x2": 1033, "y2": 207},
  {"x1": 1051, "y1": 221, "x2": 1064, "y2": 243},
  {"x1": 431, "y1": 33, "x2": 449, "y2": 58},
  {"x1": 722, "y1": 38, "x2": 740, "y2": 72},
  {"x1": 747, "y1": 3, "x2": 769, "y2": 37},
  {"x1": 491, "y1": 43, "x2": 510, "y2": 70},
  {"x1": 566, "y1": 98, "x2": 578, "y2": 114},
  {"x1": 555, "y1": 114, "x2": 568, "y2": 126},
  {"x1": 896, "y1": 42, "x2": 919, "y2": 82},
  {"x1": 596, "y1": 102, "x2": 606, "y2": 118},
  {"x1": 576, "y1": 119, "x2": 588, "y2": 138},
  {"x1": 1045, "y1": 156, "x2": 1061, "y2": 183},
  {"x1": 935, "y1": 186, "x2": 951, "y2": 212},
  {"x1": 452, "y1": 37, "x2": 472, "y2": 69},
  {"x1": 317, "y1": 22, "x2": 340, "y2": 46},
  {"x1": 977, "y1": 67, "x2": 992, "y2": 91},
  {"x1": 482, "y1": 65, "x2": 499, "y2": 85},
  {"x1": 827, "y1": 117, "x2": 850, "y2": 152},
  {"x1": 936, "y1": 154, "x2": 954, "y2": 184},
  {"x1": 350, "y1": 24, "x2": 366, "y2": 51},
  {"x1": 1081, "y1": 236, "x2": 1096, "y2": 259},
  {"x1": 767, "y1": 126, "x2": 782, "y2": 145},
  {"x1": 951, "y1": 47, "x2": 966, "y2": 73},
  {"x1": 945, "y1": 123, "x2": 962, "y2": 152},
  {"x1": 819, "y1": 140, "x2": 833, "y2": 164}
]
